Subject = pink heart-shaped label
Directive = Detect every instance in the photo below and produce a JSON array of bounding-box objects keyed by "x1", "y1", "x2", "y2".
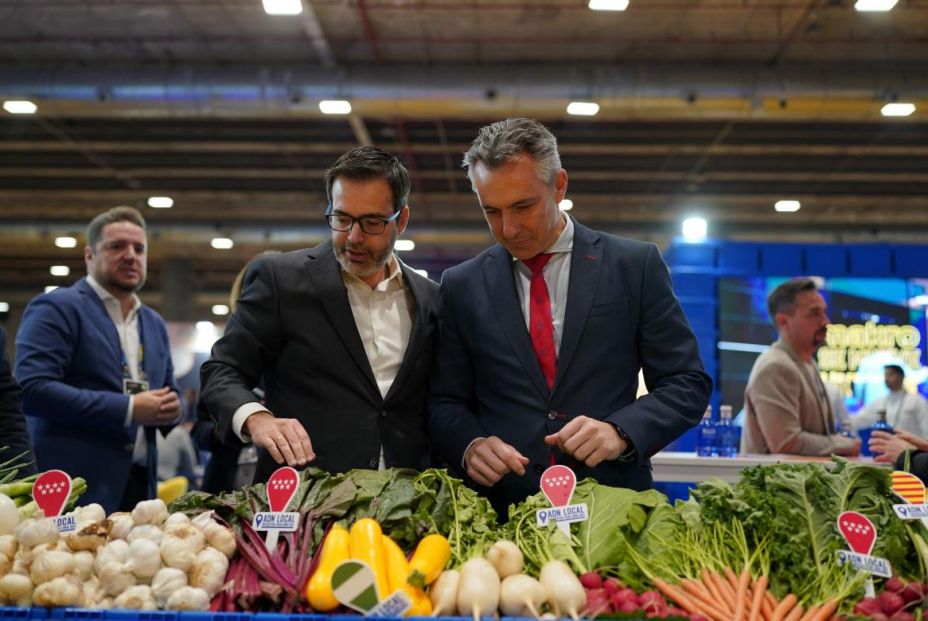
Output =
[
  {"x1": 32, "y1": 470, "x2": 72, "y2": 518},
  {"x1": 540, "y1": 465, "x2": 576, "y2": 507},
  {"x1": 266, "y1": 466, "x2": 299, "y2": 513},
  {"x1": 837, "y1": 511, "x2": 877, "y2": 556}
]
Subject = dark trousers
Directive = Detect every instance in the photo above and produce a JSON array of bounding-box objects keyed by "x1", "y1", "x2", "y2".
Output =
[{"x1": 118, "y1": 464, "x2": 150, "y2": 511}]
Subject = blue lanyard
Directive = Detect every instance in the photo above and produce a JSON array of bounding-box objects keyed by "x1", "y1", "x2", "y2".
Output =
[{"x1": 119, "y1": 312, "x2": 147, "y2": 381}]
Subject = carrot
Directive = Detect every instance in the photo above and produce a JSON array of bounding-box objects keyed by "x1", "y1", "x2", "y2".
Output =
[
  {"x1": 653, "y1": 577, "x2": 728, "y2": 621},
  {"x1": 701, "y1": 569, "x2": 730, "y2": 612},
  {"x1": 798, "y1": 605, "x2": 820, "y2": 621},
  {"x1": 732, "y1": 567, "x2": 751, "y2": 621},
  {"x1": 681, "y1": 579, "x2": 723, "y2": 612},
  {"x1": 724, "y1": 566, "x2": 739, "y2": 589},
  {"x1": 770, "y1": 594, "x2": 798, "y2": 621},
  {"x1": 748, "y1": 576, "x2": 768, "y2": 621},
  {"x1": 710, "y1": 570, "x2": 737, "y2": 609},
  {"x1": 804, "y1": 599, "x2": 838, "y2": 621},
  {"x1": 783, "y1": 603, "x2": 805, "y2": 621},
  {"x1": 761, "y1": 590, "x2": 775, "y2": 621}
]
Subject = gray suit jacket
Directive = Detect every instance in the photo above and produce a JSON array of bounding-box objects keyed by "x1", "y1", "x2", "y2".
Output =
[
  {"x1": 199, "y1": 242, "x2": 439, "y2": 482},
  {"x1": 741, "y1": 339, "x2": 858, "y2": 455}
]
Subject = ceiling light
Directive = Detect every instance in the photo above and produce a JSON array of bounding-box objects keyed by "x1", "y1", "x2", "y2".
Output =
[
  {"x1": 911, "y1": 295, "x2": 928, "y2": 307},
  {"x1": 413, "y1": 269, "x2": 429, "y2": 279},
  {"x1": 394, "y1": 239, "x2": 415, "y2": 252},
  {"x1": 50, "y1": 265, "x2": 70, "y2": 277},
  {"x1": 196, "y1": 321, "x2": 215, "y2": 332},
  {"x1": 44, "y1": 286, "x2": 58, "y2": 294},
  {"x1": 854, "y1": 0, "x2": 898, "y2": 11},
  {"x1": 682, "y1": 217, "x2": 708, "y2": 242},
  {"x1": 881, "y1": 102, "x2": 916, "y2": 117},
  {"x1": 211, "y1": 237, "x2": 234, "y2": 250},
  {"x1": 0, "y1": 302, "x2": 8, "y2": 313},
  {"x1": 55, "y1": 236, "x2": 78, "y2": 248},
  {"x1": 147, "y1": 196, "x2": 174, "y2": 209},
  {"x1": 775, "y1": 200, "x2": 801, "y2": 213},
  {"x1": 262, "y1": 0, "x2": 302, "y2": 15},
  {"x1": 566, "y1": 101, "x2": 600, "y2": 116},
  {"x1": 3, "y1": 100, "x2": 37, "y2": 114},
  {"x1": 559, "y1": 199, "x2": 574, "y2": 211},
  {"x1": 319, "y1": 100, "x2": 352, "y2": 115},
  {"x1": 212, "y1": 304, "x2": 230, "y2": 316},
  {"x1": 589, "y1": 0, "x2": 629, "y2": 10}
]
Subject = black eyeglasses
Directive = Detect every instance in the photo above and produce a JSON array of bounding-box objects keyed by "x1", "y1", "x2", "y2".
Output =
[{"x1": 324, "y1": 206, "x2": 401, "y2": 235}]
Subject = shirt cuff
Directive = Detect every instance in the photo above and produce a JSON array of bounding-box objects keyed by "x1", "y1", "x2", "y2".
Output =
[
  {"x1": 461, "y1": 437, "x2": 486, "y2": 470},
  {"x1": 124, "y1": 395, "x2": 134, "y2": 428},
  {"x1": 233, "y1": 402, "x2": 272, "y2": 442}
]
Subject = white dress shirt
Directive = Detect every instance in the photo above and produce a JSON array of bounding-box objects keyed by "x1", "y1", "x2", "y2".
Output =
[
  {"x1": 852, "y1": 389, "x2": 928, "y2": 438},
  {"x1": 86, "y1": 275, "x2": 148, "y2": 463},
  {"x1": 232, "y1": 255, "x2": 415, "y2": 461}
]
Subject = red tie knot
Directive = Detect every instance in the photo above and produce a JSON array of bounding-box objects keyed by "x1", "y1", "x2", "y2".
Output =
[{"x1": 523, "y1": 253, "x2": 554, "y2": 276}]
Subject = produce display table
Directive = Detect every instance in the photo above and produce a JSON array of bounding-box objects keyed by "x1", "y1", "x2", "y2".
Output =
[
  {"x1": 650, "y1": 451, "x2": 886, "y2": 483},
  {"x1": 0, "y1": 610, "x2": 494, "y2": 621}
]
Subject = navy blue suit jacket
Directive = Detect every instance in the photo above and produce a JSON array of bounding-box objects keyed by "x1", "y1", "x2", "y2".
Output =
[
  {"x1": 15, "y1": 278, "x2": 179, "y2": 511},
  {"x1": 428, "y1": 219, "x2": 711, "y2": 513}
]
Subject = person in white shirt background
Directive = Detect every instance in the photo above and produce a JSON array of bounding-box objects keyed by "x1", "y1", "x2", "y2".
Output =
[{"x1": 850, "y1": 364, "x2": 928, "y2": 438}]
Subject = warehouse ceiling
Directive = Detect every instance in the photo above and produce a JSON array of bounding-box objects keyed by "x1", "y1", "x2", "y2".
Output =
[{"x1": 1, "y1": 0, "x2": 927, "y2": 321}]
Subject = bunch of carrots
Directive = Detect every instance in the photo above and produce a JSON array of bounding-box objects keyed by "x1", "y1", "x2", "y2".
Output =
[{"x1": 652, "y1": 566, "x2": 838, "y2": 621}]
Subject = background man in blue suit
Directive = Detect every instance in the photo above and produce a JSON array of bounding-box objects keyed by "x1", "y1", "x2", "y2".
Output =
[
  {"x1": 428, "y1": 118, "x2": 711, "y2": 513},
  {"x1": 16, "y1": 206, "x2": 181, "y2": 512}
]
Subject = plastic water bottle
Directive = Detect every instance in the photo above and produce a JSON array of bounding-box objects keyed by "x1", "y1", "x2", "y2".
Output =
[
  {"x1": 695, "y1": 406, "x2": 716, "y2": 457},
  {"x1": 716, "y1": 405, "x2": 738, "y2": 458}
]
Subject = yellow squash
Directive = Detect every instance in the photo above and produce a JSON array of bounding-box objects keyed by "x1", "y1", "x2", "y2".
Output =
[
  {"x1": 382, "y1": 534, "x2": 433, "y2": 617},
  {"x1": 306, "y1": 523, "x2": 350, "y2": 612},
  {"x1": 348, "y1": 518, "x2": 391, "y2": 602},
  {"x1": 407, "y1": 533, "x2": 451, "y2": 588}
]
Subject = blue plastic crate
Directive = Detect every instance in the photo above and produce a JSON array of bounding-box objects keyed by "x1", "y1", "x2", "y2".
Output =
[
  {"x1": 107, "y1": 612, "x2": 179, "y2": 621},
  {"x1": 0, "y1": 607, "x2": 48, "y2": 619}
]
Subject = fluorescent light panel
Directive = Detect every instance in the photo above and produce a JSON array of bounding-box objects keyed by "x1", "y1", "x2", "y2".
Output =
[
  {"x1": 3, "y1": 100, "x2": 37, "y2": 114},
  {"x1": 566, "y1": 101, "x2": 600, "y2": 116},
  {"x1": 55, "y1": 236, "x2": 78, "y2": 248},
  {"x1": 262, "y1": 0, "x2": 302, "y2": 15},
  {"x1": 211, "y1": 237, "x2": 234, "y2": 250},
  {"x1": 854, "y1": 0, "x2": 898, "y2": 11},
  {"x1": 147, "y1": 196, "x2": 174, "y2": 209},
  {"x1": 775, "y1": 200, "x2": 801, "y2": 213},
  {"x1": 559, "y1": 199, "x2": 574, "y2": 211},
  {"x1": 319, "y1": 100, "x2": 352, "y2": 115},
  {"x1": 394, "y1": 239, "x2": 415, "y2": 251},
  {"x1": 589, "y1": 0, "x2": 629, "y2": 10},
  {"x1": 881, "y1": 102, "x2": 916, "y2": 117},
  {"x1": 0, "y1": 302, "x2": 8, "y2": 313},
  {"x1": 681, "y1": 217, "x2": 707, "y2": 242},
  {"x1": 212, "y1": 304, "x2": 230, "y2": 316},
  {"x1": 50, "y1": 265, "x2": 70, "y2": 277}
]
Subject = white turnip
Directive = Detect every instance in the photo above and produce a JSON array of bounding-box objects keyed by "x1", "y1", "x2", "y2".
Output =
[
  {"x1": 428, "y1": 569, "x2": 459, "y2": 616},
  {"x1": 456, "y1": 558, "x2": 500, "y2": 621},
  {"x1": 486, "y1": 540, "x2": 523, "y2": 578},
  {"x1": 539, "y1": 560, "x2": 586, "y2": 620},
  {"x1": 499, "y1": 573, "x2": 547, "y2": 617}
]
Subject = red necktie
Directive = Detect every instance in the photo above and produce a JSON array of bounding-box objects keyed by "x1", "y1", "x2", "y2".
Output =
[{"x1": 523, "y1": 253, "x2": 556, "y2": 391}]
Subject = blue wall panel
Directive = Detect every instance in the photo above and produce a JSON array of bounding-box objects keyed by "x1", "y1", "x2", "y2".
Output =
[
  {"x1": 718, "y1": 244, "x2": 760, "y2": 274},
  {"x1": 847, "y1": 245, "x2": 891, "y2": 276},
  {"x1": 760, "y1": 245, "x2": 803, "y2": 275},
  {"x1": 893, "y1": 246, "x2": 928, "y2": 277},
  {"x1": 806, "y1": 245, "x2": 848, "y2": 276}
]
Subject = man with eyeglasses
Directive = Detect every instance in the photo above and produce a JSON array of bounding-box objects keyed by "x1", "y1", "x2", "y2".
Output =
[{"x1": 200, "y1": 146, "x2": 438, "y2": 482}]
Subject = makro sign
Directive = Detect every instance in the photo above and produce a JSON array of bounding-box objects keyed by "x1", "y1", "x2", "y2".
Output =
[{"x1": 817, "y1": 321, "x2": 923, "y2": 391}]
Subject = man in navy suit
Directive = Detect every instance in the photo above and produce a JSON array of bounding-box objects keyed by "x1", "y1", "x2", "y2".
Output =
[
  {"x1": 429, "y1": 118, "x2": 711, "y2": 512},
  {"x1": 16, "y1": 206, "x2": 181, "y2": 512}
]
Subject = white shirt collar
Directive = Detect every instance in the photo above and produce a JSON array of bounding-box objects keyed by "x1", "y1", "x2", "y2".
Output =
[{"x1": 86, "y1": 274, "x2": 141, "y2": 318}]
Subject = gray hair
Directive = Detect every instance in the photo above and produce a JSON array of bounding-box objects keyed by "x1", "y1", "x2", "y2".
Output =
[
  {"x1": 462, "y1": 118, "x2": 562, "y2": 188},
  {"x1": 86, "y1": 206, "x2": 146, "y2": 250},
  {"x1": 766, "y1": 277, "x2": 819, "y2": 323}
]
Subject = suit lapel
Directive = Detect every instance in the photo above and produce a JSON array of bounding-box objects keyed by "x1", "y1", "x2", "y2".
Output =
[
  {"x1": 305, "y1": 242, "x2": 379, "y2": 395},
  {"x1": 483, "y1": 247, "x2": 549, "y2": 399},
  {"x1": 775, "y1": 339, "x2": 832, "y2": 433},
  {"x1": 553, "y1": 221, "x2": 602, "y2": 393},
  {"x1": 384, "y1": 259, "x2": 425, "y2": 403},
  {"x1": 76, "y1": 279, "x2": 122, "y2": 362}
]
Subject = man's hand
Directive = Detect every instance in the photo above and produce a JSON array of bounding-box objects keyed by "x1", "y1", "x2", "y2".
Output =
[
  {"x1": 245, "y1": 412, "x2": 314, "y2": 467},
  {"x1": 544, "y1": 416, "x2": 625, "y2": 468},
  {"x1": 464, "y1": 436, "x2": 529, "y2": 487},
  {"x1": 132, "y1": 387, "x2": 181, "y2": 426},
  {"x1": 870, "y1": 430, "x2": 914, "y2": 463},
  {"x1": 891, "y1": 429, "x2": 928, "y2": 452}
]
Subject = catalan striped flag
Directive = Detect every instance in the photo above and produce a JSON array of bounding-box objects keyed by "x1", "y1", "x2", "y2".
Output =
[{"x1": 891, "y1": 470, "x2": 926, "y2": 505}]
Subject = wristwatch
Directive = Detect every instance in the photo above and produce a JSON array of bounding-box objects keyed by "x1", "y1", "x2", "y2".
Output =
[{"x1": 613, "y1": 424, "x2": 638, "y2": 462}]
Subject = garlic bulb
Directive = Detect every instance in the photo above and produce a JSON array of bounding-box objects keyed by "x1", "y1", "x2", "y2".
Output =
[
  {"x1": 15, "y1": 518, "x2": 58, "y2": 549},
  {"x1": 0, "y1": 534, "x2": 17, "y2": 560},
  {"x1": 150, "y1": 567, "x2": 187, "y2": 609},
  {"x1": 0, "y1": 494, "x2": 20, "y2": 536},
  {"x1": 29, "y1": 549, "x2": 77, "y2": 584},
  {"x1": 81, "y1": 577, "x2": 101, "y2": 604},
  {"x1": 164, "y1": 513, "x2": 189, "y2": 529},
  {"x1": 73, "y1": 551, "x2": 94, "y2": 581},
  {"x1": 94, "y1": 539, "x2": 128, "y2": 576},
  {"x1": 0, "y1": 573, "x2": 33, "y2": 607},
  {"x1": 108, "y1": 513, "x2": 134, "y2": 540},
  {"x1": 66, "y1": 519, "x2": 111, "y2": 552},
  {"x1": 73, "y1": 504, "x2": 106, "y2": 524},
  {"x1": 123, "y1": 538, "x2": 161, "y2": 579},
  {"x1": 131, "y1": 499, "x2": 168, "y2": 526},
  {"x1": 127, "y1": 524, "x2": 164, "y2": 546},
  {"x1": 160, "y1": 524, "x2": 204, "y2": 571},
  {"x1": 33, "y1": 575, "x2": 84, "y2": 607},
  {"x1": 165, "y1": 586, "x2": 210, "y2": 611},
  {"x1": 98, "y1": 562, "x2": 137, "y2": 597},
  {"x1": 113, "y1": 585, "x2": 157, "y2": 610},
  {"x1": 188, "y1": 546, "x2": 229, "y2": 597}
]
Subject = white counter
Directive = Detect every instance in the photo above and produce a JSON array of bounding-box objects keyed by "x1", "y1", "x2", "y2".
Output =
[{"x1": 650, "y1": 451, "x2": 885, "y2": 484}]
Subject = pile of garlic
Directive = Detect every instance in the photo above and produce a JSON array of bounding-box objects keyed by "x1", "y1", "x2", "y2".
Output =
[{"x1": 0, "y1": 497, "x2": 236, "y2": 611}]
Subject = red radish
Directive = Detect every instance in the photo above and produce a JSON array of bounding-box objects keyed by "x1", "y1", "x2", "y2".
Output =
[
  {"x1": 878, "y1": 591, "x2": 905, "y2": 615},
  {"x1": 579, "y1": 572, "x2": 603, "y2": 590},
  {"x1": 901, "y1": 582, "x2": 925, "y2": 604},
  {"x1": 690, "y1": 616, "x2": 710, "y2": 621},
  {"x1": 884, "y1": 577, "x2": 905, "y2": 593},
  {"x1": 603, "y1": 577, "x2": 623, "y2": 595},
  {"x1": 890, "y1": 613, "x2": 915, "y2": 621},
  {"x1": 617, "y1": 600, "x2": 638, "y2": 613},
  {"x1": 871, "y1": 614, "x2": 889, "y2": 621},
  {"x1": 855, "y1": 597, "x2": 881, "y2": 616}
]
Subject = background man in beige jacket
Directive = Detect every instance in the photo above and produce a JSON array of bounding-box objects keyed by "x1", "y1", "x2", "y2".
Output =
[{"x1": 740, "y1": 277, "x2": 860, "y2": 456}]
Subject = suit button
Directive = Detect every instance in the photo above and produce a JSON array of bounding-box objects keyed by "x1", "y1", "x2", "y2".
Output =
[
  {"x1": 547, "y1": 410, "x2": 558, "y2": 420},
  {"x1": 534, "y1": 464, "x2": 544, "y2": 474},
  {"x1": 380, "y1": 410, "x2": 387, "y2": 418},
  {"x1": 368, "y1": 459, "x2": 378, "y2": 469}
]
